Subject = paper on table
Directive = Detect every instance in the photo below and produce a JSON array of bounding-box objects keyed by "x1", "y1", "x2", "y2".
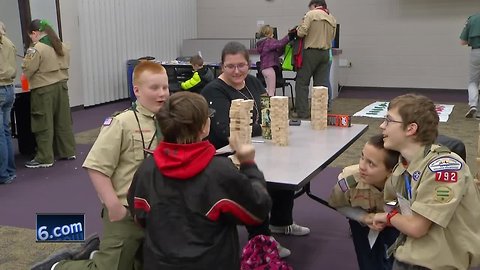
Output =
[{"x1": 368, "y1": 229, "x2": 379, "y2": 248}]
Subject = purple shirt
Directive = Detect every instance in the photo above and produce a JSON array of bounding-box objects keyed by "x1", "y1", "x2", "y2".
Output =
[{"x1": 256, "y1": 35, "x2": 289, "y2": 70}]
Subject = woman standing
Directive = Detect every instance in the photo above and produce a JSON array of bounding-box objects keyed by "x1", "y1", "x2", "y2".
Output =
[
  {"x1": 0, "y1": 21, "x2": 17, "y2": 183},
  {"x1": 201, "y1": 42, "x2": 310, "y2": 258},
  {"x1": 22, "y1": 19, "x2": 76, "y2": 168}
]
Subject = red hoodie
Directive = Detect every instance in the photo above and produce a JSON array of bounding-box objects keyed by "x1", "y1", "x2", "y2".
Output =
[{"x1": 153, "y1": 140, "x2": 216, "y2": 179}]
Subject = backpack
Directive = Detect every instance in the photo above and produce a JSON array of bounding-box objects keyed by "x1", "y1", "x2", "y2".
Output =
[{"x1": 241, "y1": 235, "x2": 293, "y2": 270}]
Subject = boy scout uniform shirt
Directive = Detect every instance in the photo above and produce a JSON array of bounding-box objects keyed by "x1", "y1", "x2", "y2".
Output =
[
  {"x1": 329, "y1": 164, "x2": 385, "y2": 213},
  {"x1": 296, "y1": 8, "x2": 336, "y2": 50},
  {"x1": 0, "y1": 35, "x2": 16, "y2": 85},
  {"x1": 82, "y1": 103, "x2": 160, "y2": 206},
  {"x1": 384, "y1": 145, "x2": 480, "y2": 269},
  {"x1": 22, "y1": 42, "x2": 69, "y2": 89}
]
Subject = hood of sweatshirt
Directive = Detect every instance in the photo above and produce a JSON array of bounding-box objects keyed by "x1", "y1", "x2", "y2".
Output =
[{"x1": 153, "y1": 140, "x2": 216, "y2": 179}]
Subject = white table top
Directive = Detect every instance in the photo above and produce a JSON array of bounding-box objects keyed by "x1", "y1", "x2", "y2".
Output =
[{"x1": 220, "y1": 121, "x2": 368, "y2": 190}]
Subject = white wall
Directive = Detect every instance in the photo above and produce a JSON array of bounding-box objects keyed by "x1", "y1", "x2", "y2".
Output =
[
  {"x1": 197, "y1": 0, "x2": 478, "y2": 90},
  {"x1": 0, "y1": 0, "x2": 24, "y2": 85},
  {"x1": 59, "y1": 0, "x2": 83, "y2": 107},
  {"x1": 78, "y1": 0, "x2": 197, "y2": 106},
  {"x1": 30, "y1": 0, "x2": 59, "y2": 34}
]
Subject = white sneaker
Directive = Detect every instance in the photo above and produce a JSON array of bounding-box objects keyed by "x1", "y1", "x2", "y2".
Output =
[
  {"x1": 277, "y1": 244, "x2": 291, "y2": 258},
  {"x1": 465, "y1": 107, "x2": 477, "y2": 118},
  {"x1": 270, "y1": 222, "x2": 310, "y2": 236}
]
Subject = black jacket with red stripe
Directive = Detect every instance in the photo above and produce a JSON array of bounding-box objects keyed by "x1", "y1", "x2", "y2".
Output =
[{"x1": 127, "y1": 141, "x2": 271, "y2": 270}]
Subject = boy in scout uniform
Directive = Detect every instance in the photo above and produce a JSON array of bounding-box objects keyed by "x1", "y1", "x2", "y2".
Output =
[
  {"x1": 0, "y1": 21, "x2": 17, "y2": 184},
  {"x1": 32, "y1": 61, "x2": 169, "y2": 270},
  {"x1": 22, "y1": 19, "x2": 75, "y2": 168},
  {"x1": 329, "y1": 134, "x2": 399, "y2": 270},
  {"x1": 373, "y1": 94, "x2": 480, "y2": 270}
]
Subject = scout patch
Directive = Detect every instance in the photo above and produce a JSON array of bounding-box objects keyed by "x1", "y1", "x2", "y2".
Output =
[
  {"x1": 428, "y1": 157, "x2": 462, "y2": 172},
  {"x1": 24, "y1": 47, "x2": 37, "y2": 60},
  {"x1": 337, "y1": 175, "x2": 357, "y2": 192},
  {"x1": 434, "y1": 186, "x2": 453, "y2": 203},
  {"x1": 103, "y1": 117, "x2": 113, "y2": 126},
  {"x1": 435, "y1": 171, "x2": 457, "y2": 183},
  {"x1": 412, "y1": 171, "x2": 421, "y2": 181}
]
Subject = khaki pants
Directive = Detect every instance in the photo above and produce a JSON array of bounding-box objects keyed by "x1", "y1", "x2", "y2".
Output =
[
  {"x1": 30, "y1": 81, "x2": 75, "y2": 163},
  {"x1": 55, "y1": 207, "x2": 144, "y2": 270}
]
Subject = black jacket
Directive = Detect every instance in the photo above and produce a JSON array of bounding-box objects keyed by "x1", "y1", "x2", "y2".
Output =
[
  {"x1": 201, "y1": 75, "x2": 266, "y2": 149},
  {"x1": 128, "y1": 141, "x2": 271, "y2": 270}
]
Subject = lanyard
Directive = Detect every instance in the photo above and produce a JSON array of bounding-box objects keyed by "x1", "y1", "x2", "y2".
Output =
[
  {"x1": 132, "y1": 108, "x2": 157, "y2": 159},
  {"x1": 403, "y1": 173, "x2": 412, "y2": 200}
]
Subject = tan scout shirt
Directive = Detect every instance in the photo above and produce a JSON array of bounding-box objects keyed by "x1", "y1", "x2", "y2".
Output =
[
  {"x1": 384, "y1": 145, "x2": 480, "y2": 269},
  {"x1": 83, "y1": 103, "x2": 160, "y2": 206},
  {"x1": 0, "y1": 35, "x2": 17, "y2": 86},
  {"x1": 22, "y1": 42, "x2": 69, "y2": 89},
  {"x1": 297, "y1": 8, "x2": 336, "y2": 50},
  {"x1": 329, "y1": 165, "x2": 385, "y2": 213}
]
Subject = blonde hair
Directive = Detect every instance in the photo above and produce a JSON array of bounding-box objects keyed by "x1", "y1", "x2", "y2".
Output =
[{"x1": 259, "y1": 25, "x2": 273, "y2": 38}]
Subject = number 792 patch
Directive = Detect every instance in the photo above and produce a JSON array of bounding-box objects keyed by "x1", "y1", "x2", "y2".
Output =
[{"x1": 435, "y1": 171, "x2": 457, "y2": 183}]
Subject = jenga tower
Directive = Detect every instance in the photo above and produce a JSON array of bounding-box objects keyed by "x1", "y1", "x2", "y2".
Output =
[
  {"x1": 270, "y1": 96, "x2": 289, "y2": 146},
  {"x1": 229, "y1": 99, "x2": 254, "y2": 144},
  {"x1": 311, "y1": 86, "x2": 328, "y2": 130}
]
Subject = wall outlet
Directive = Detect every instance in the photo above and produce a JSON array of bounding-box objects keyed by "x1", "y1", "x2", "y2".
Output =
[{"x1": 339, "y1": 59, "x2": 352, "y2": 68}]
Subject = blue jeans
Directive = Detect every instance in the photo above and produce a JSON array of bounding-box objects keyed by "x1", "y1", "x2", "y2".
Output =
[{"x1": 0, "y1": 84, "x2": 16, "y2": 182}]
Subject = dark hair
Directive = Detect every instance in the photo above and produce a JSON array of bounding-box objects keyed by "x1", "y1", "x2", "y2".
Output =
[
  {"x1": 388, "y1": 94, "x2": 439, "y2": 145},
  {"x1": 221, "y1": 41, "x2": 250, "y2": 64},
  {"x1": 190, "y1": 55, "x2": 204, "y2": 66},
  {"x1": 308, "y1": 0, "x2": 327, "y2": 8},
  {"x1": 367, "y1": 134, "x2": 400, "y2": 170},
  {"x1": 29, "y1": 19, "x2": 64, "y2": 56},
  {"x1": 156, "y1": 92, "x2": 209, "y2": 144}
]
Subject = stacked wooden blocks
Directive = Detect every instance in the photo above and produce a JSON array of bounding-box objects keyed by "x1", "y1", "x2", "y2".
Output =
[
  {"x1": 229, "y1": 99, "x2": 254, "y2": 144},
  {"x1": 311, "y1": 86, "x2": 328, "y2": 130},
  {"x1": 270, "y1": 96, "x2": 289, "y2": 146}
]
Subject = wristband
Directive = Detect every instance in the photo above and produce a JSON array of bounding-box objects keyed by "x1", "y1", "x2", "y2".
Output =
[{"x1": 386, "y1": 209, "x2": 399, "y2": 226}]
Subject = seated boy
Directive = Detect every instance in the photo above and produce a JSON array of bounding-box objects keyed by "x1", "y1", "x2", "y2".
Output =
[
  {"x1": 180, "y1": 55, "x2": 214, "y2": 94},
  {"x1": 128, "y1": 91, "x2": 271, "y2": 270},
  {"x1": 329, "y1": 134, "x2": 400, "y2": 270},
  {"x1": 373, "y1": 93, "x2": 480, "y2": 269}
]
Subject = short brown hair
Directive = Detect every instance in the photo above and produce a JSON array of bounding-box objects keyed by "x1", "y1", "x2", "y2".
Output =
[
  {"x1": 133, "y1": 61, "x2": 166, "y2": 86},
  {"x1": 156, "y1": 92, "x2": 209, "y2": 144},
  {"x1": 190, "y1": 55, "x2": 204, "y2": 66},
  {"x1": 221, "y1": 41, "x2": 250, "y2": 64},
  {"x1": 388, "y1": 94, "x2": 439, "y2": 145},
  {"x1": 367, "y1": 134, "x2": 399, "y2": 170}
]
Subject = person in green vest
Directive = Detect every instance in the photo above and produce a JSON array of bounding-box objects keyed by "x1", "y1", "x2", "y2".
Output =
[{"x1": 460, "y1": 12, "x2": 480, "y2": 118}]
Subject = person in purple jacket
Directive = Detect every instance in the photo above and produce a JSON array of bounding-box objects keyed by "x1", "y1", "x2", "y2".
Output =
[{"x1": 256, "y1": 25, "x2": 290, "y2": 96}]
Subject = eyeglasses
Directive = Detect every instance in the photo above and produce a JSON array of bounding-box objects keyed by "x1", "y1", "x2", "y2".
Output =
[
  {"x1": 223, "y1": 63, "x2": 249, "y2": 72},
  {"x1": 383, "y1": 116, "x2": 403, "y2": 126}
]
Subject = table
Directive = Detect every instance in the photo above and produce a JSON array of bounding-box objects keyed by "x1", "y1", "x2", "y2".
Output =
[{"x1": 220, "y1": 121, "x2": 368, "y2": 208}]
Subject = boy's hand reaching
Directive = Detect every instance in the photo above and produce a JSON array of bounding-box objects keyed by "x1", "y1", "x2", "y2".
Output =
[
  {"x1": 229, "y1": 134, "x2": 255, "y2": 163},
  {"x1": 372, "y1": 213, "x2": 388, "y2": 231}
]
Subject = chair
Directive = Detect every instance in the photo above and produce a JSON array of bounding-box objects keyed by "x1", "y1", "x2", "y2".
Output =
[{"x1": 256, "y1": 61, "x2": 295, "y2": 110}]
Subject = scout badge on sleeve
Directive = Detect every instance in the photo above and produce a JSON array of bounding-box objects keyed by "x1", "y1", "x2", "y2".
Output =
[
  {"x1": 337, "y1": 175, "x2": 356, "y2": 192},
  {"x1": 103, "y1": 117, "x2": 113, "y2": 126},
  {"x1": 428, "y1": 157, "x2": 462, "y2": 172},
  {"x1": 434, "y1": 186, "x2": 453, "y2": 203},
  {"x1": 24, "y1": 47, "x2": 37, "y2": 60}
]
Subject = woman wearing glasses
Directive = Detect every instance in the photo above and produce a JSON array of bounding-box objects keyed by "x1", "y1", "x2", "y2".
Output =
[{"x1": 201, "y1": 41, "x2": 310, "y2": 258}]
